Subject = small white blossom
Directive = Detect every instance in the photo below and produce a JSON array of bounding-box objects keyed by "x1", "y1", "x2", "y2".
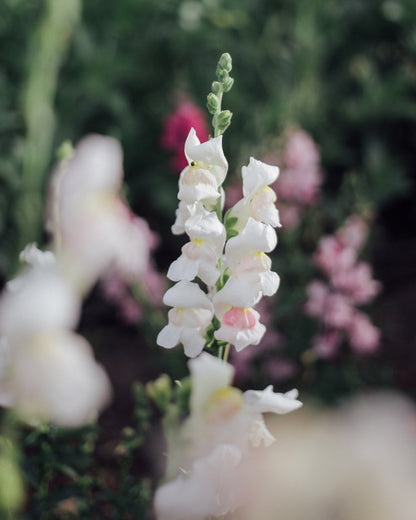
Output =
[
  {"x1": 228, "y1": 158, "x2": 280, "y2": 230},
  {"x1": 157, "y1": 281, "x2": 214, "y2": 357},
  {"x1": 168, "y1": 210, "x2": 226, "y2": 287}
]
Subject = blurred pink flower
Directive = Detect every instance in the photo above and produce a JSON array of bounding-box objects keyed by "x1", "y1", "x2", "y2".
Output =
[
  {"x1": 283, "y1": 129, "x2": 320, "y2": 171},
  {"x1": 312, "y1": 330, "x2": 342, "y2": 359},
  {"x1": 277, "y1": 167, "x2": 322, "y2": 205},
  {"x1": 279, "y1": 204, "x2": 302, "y2": 229},
  {"x1": 348, "y1": 312, "x2": 380, "y2": 354},
  {"x1": 331, "y1": 262, "x2": 381, "y2": 305},
  {"x1": 323, "y1": 293, "x2": 353, "y2": 328},
  {"x1": 313, "y1": 236, "x2": 356, "y2": 277},
  {"x1": 304, "y1": 280, "x2": 329, "y2": 318},
  {"x1": 336, "y1": 215, "x2": 368, "y2": 251},
  {"x1": 160, "y1": 100, "x2": 210, "y2": 173}
]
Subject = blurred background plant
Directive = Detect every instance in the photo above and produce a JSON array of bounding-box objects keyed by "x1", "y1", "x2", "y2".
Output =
[{"x1": 0, "y1": 0, "x2": 416, "y2": 517}]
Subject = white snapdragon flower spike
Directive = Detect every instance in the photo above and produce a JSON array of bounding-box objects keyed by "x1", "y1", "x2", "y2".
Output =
[
  {"x1": 154, "y1": 444, "x2": 242, "y2": 520},
  {"x1": 157, "y1": 281, "x2": 214, "y2": 358},
  {"x1": 229, "y1": 158, "x2": 281, "y2": 230},
  {"x1": 168, "y1": 209, "x2": 226, "y2": 287}
]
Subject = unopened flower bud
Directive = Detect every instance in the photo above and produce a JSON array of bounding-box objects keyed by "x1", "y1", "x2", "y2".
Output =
[
  {"x1": 218, "y1": 52, "x2": 232, "y2": 73},
  {"x1": 216, "y1": 69, "x2": 228, "y2": 82},
  {"x1": 146, "y1": 374, "x2": 172, "y2": 411},
  {"x1": 222, "y1": 76, "x2": 234, "y2": 93},
  {"x1": 211, "y1": 81, "x2": 221, "y2": 95},
  {"x1": 207, "y1": 93, "x2": 220, "y2": 115},
  {"x1": 215, "y1": 110, "x2": 233, "y2": 134}
]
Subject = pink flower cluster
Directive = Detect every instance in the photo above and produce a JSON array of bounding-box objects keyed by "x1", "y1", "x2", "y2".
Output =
[
  {"x1": 305, "y1": 216, "x2": 381, "y2": 357},
  {"x1": 160, "y1": 100, "x2": 210, "y2": 173},
  {"x1": 271, "y1": 129, "x2": 323, "y2": 229}
]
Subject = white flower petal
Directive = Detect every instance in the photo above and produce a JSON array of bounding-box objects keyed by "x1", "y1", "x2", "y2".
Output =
[
  {"x1": 242, "y1": 157, "x2": 279, "y2": 198},
  {"x1": 188, "y1": 352, "x2": 234, "y2": 415},
  {"x1": 157, "y1": 324, "x2": 183, "y2": 349},
  {"x1": 243, "y1": 385, "x2": 303, "y2": 414},
  {"x1": 163, "y1": 281, "x2": 213, "y2": 311}
]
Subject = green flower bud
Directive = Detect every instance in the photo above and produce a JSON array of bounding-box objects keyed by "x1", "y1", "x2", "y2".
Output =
[
  {"x1": 207, "y1": 93, "x2": 220, "y2": 115},
  {"x1": 146, "y1": 374, "x2": 172, "y2": 412},
  {"x1": 222, "y1": 76, "x2": 234, "y2": 93},
  {"x1": 211, "y1": 81, "x2": 221, "y2": 95},
  {"x1": 216, "y1": 69, "x2": 228, "y2": 82},
  {"x1": 215, "y1": 110, "x2": 233, "y2": 134},
  {"x1": 218, "y1": 52, "x2": 232, "y2": 73}
]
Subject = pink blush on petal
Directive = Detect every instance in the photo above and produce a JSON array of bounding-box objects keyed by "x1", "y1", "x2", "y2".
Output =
[{"x1": 223, "y1": 307, "x2": 256, "y2": 330}]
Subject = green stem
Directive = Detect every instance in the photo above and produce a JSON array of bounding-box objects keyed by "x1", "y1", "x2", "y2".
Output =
[{"x1": 14, "y1": 0, "x2": 81, "y2": 271}]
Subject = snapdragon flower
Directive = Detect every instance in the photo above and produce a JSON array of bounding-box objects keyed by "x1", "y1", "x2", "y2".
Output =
[
  {"x1": 220, "y1": 218, "x2": 280, "y2": 302},
  {"x1": 168, "y1": 209, "x2": 226, "y2": 287},
  {"x1": 177, "y1": 128, "x2": 227, "y2": 206},
  {"x1": 156, "y1": 281, "x2": 214, "y2": 358},
  {"x1": 227, "y1": 157, "x2": 280, "y2": 231}
]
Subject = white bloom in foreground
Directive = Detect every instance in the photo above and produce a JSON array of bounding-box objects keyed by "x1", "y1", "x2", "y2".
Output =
[
  {"x1": 157, "y1": 281, "x2": 214, "y2": 357},
  {"x1": 155, "y1": 354, "x2": 303, "y2": 518},
  {"x1": 228, "y1": 158, "x2": 280, "y2": 230},
  {"x1": 168, "y1": 210, "x2": 226, "y2": 286},
  {"x1": 47, "y1": 135, "x2": 152, "y2": 292},
  {"x1": 9, "y1": 330, "x2": 111, "y2": 427},
  {"x1": 0, "y1": 267, "x2": 111, "y2": 425},
  {"x1": 214, "y1": 306, "x2": 266, "y2": 351},
  {"x1": 155, "y1": 444, "x2": 242, "y2": 520},
  {"x1": 0, "y1": 269, "x2": 80, "y2": 345},
  {"x1": 189, "y1": 349, "x2": 234, "y2": 415}
]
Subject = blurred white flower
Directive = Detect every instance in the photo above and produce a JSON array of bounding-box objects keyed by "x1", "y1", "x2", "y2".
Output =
[
  {"x1": 155, "y1": 444, "x2": 242, "y2": 520},
  {"x1": 155, "y1": 353, "x2": 302, "y2": 518},
  {"x1": 240, "y1": 393, "x2": 416, "y2": 520},
  {"x1": 9, "y1": 330, "x2": 111, "y2": 427},
  {"x1": 47, "y1": 135, "x2": 153, "y2": 292},
  {"x1": 0, "y1": 267, "x2": 111, "y2": 426}
]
